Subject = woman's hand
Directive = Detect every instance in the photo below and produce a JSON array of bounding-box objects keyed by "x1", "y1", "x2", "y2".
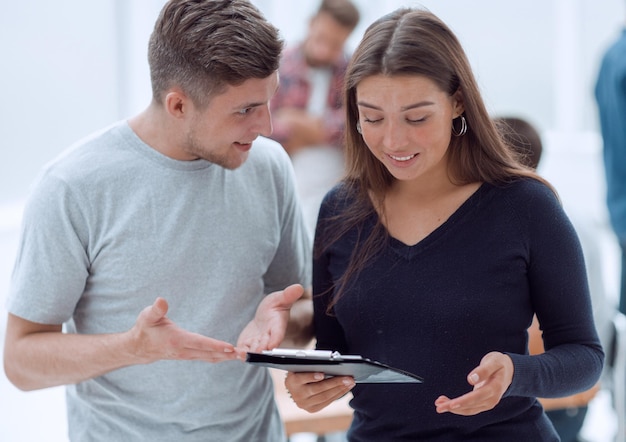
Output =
[
  {"x1": 434, "y1": 351, "x2": 514, "y2": 415},
  {"x1": 285, "y1": 371, "x2": 355, "y2": 413}
]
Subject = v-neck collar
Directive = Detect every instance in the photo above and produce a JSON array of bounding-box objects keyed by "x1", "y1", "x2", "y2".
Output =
[{"x1": 379, "y1": 182, "x2": 493, "y2": 260}]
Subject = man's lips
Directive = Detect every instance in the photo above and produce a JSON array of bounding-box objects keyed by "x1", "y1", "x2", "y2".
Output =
[{"x1": 234, "y1": 141, "x2": 253, "y2": 152}]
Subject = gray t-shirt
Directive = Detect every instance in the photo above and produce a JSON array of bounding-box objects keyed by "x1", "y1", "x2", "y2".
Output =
[{"x1": 8, "y1": 121, "x2": 311, "y2": 441}]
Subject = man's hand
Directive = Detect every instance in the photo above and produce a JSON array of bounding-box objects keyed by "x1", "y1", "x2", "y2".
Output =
[
  {"x1": 129, "y1": 297, "x2": 238, "y2": 364},
  {"x1": 236, "y1": 284, "x2": 305, "y2": 356},
  {"x1": 4, "y1": 297, "x2": 239, "y2": 391},
  {"x1": 434, "y1": 352, "x2": 514, "y2": 415}
]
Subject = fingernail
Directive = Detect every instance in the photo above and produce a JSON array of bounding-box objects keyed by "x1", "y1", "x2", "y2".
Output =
[
  {"x1": 314, "y1": 373, "x2": 324, "y2": 380},
  {"x1": 342, "y1": 379, "x2": 354, "y2": 387},
  {"x1": 469, "y1": 373, "x2": 479, "y2": 383},
  {"x1": 224, "y1": 348, "x2": 234, "y2": 353}
]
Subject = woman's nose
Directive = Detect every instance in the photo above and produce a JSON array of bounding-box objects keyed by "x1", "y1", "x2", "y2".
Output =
[{"x1": 382, "y1": 120, "x2": 408, "y2": 151}]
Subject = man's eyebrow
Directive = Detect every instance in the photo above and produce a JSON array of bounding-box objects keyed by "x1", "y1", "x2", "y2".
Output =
[
  {"x1": 234, "y1": 101, "x2": 265, "y2": 110},
  {"x1": 357, "y1": 100, "x2": 435, "y2": 111},
  {"x1": 234, "y1": 84, "x2": 279, "y2": 110}
]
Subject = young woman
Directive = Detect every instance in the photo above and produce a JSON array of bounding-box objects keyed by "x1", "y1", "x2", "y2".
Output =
[{"x1": 284, "y1": 8, "x2": 604, "y2": 441}]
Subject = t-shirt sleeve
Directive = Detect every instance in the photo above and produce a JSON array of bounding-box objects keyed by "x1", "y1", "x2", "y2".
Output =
[
  {"x1": 7, "y1": 173, "x2": 89, "y2": 324},
  {"x1": 261, "y1": 141, "x2": 312, "y2": 294}
]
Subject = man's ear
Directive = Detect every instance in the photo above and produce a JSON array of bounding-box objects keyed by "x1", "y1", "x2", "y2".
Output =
[{"x1": 164, "y1": 89, "x2": 189, "y2": 119}]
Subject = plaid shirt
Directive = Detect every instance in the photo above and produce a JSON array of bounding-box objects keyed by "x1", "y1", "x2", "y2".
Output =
[{"x1": 270, "y1": 44, "x2": 349, "y2": 148}]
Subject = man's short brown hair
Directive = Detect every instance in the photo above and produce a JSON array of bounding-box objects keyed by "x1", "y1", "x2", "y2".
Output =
[{"x1": 148, "y1": 0, "x2": 283, "y2": 108}]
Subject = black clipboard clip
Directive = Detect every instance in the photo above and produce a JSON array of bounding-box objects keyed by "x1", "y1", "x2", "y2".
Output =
[{"x1": 246, "y1": 348, "x2": 423, "y2": 383}]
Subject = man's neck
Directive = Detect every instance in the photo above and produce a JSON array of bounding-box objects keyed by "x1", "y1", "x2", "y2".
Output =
[{"x1": 128, "y1": 104, "x2": 185, "y2": 160}]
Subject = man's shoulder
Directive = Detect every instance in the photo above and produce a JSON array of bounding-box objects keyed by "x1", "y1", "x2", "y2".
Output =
[
  {"x1": 35, "y1": 121, "x2": 131, "y2": 192},
  {"x1": 250, "y1": 136, "x2": 287, "y2": 157},
  {"x1": 246, "y1": 136, "x2": 291, "y2": 169},
  {"x1": 47, "y1": 121, "x2": 127, "y2": 169}
]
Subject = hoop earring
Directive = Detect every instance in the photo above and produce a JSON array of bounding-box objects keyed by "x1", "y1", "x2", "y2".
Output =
[
  {"x1": 356, "y1": 122, "x2": 362, "y2": 134},
  {"x1": 451, "y1": 115, "x2": 467, "y2": 137}
]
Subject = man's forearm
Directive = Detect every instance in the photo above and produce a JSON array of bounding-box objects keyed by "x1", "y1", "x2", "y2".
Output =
[
  {"x1": 4, "y1": 315, "x2": 139, "y2": 391},
  {"x1": 5, "y1": 301, "x2": 239, "y2": 391}
]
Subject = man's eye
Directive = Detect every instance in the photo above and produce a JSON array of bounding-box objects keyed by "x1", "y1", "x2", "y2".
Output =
[{"x1": 238, "y1": 108, "x2": 252, "y2": 115}]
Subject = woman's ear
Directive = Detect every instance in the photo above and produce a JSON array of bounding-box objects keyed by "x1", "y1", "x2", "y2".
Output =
[{"x1": 452, "y1": 88, "x2": 465, "y2": 118}]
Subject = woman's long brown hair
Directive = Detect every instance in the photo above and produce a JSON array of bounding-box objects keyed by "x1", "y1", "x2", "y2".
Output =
[{"x1": 315, "y1": 8, "x2": 554, "y2": 312}]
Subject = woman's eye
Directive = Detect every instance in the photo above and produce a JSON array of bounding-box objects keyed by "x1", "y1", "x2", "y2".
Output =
[
  {"x1": 363, "y1": 118, "x2": 382, "y2": 123},
  {"x1": 408, "y1": 117, "x2": 426, "y2": 123}
]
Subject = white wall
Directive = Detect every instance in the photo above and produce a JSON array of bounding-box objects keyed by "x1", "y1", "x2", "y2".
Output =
[
  {"x1": 0, "y1": 1, "x2": 164, "y2": 204},
  {"x1": 1, "y1": 1, "x2": 118, "y2": 203}
]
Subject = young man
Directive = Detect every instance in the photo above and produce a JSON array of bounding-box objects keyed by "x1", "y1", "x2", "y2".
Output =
[
  {"x1": 269, "y1": 0, "x2": 360, "y2": 237},
  {"x1": 3, "y1": 1, "x2": 312, "y2": 440}
]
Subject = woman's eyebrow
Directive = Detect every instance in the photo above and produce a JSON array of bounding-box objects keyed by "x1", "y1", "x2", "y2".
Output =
[{"x1": 357, "y1": 100, "x2": 435, "y2": 111}]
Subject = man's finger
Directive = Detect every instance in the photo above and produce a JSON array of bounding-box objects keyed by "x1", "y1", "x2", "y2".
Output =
[
  {"x1": 182, "y1": 331, "x2": 236, "y2": 350},
  {"x1": 151, "y1": 297, "x2": 169, "y2": 317},
  {"x1": 280, "y1": 284, "x2": 304, "y2": 306},
  {"x1": 137, "y1": 297, "x2": 169, "y2": 325}
]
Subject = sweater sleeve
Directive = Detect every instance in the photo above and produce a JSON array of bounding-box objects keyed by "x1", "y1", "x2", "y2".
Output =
[{"x1": 505, "y1": 182, "x2": 604, "y2": 398}]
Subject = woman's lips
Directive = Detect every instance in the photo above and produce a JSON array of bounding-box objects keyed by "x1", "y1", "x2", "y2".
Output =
[{"x1": 388, "y1": 153, "x2": 417, "y2": 162}]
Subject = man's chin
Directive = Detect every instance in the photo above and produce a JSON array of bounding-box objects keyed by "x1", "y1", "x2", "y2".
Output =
[{"x1": 222, "y1": 151, "x2": 250, "y2": 170}]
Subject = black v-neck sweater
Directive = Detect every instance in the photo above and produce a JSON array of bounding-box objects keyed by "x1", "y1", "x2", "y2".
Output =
[{"x1": 313, "y1": 178, "x2": 604, "y2": 441}]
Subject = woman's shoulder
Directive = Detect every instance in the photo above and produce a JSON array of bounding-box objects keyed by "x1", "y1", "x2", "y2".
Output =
[
  {"x1": 320, "y1": 181, "x2": 360, "y2": 212},
  {"x1": 492, "y1": 177, "x2": 558, "y2": 205},
  {"x1": 486, "y1": 178, "x2": 562, "y2": 224}
]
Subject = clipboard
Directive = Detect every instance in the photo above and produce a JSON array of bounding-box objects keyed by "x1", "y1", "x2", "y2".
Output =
[{"x1": 246, "y1": 349, "x2": 423, "y2": 383}]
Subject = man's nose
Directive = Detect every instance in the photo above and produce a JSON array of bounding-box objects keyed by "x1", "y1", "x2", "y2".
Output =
[{"x1": 256, "y1": 103, "x2": 273, "y2": 137}]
